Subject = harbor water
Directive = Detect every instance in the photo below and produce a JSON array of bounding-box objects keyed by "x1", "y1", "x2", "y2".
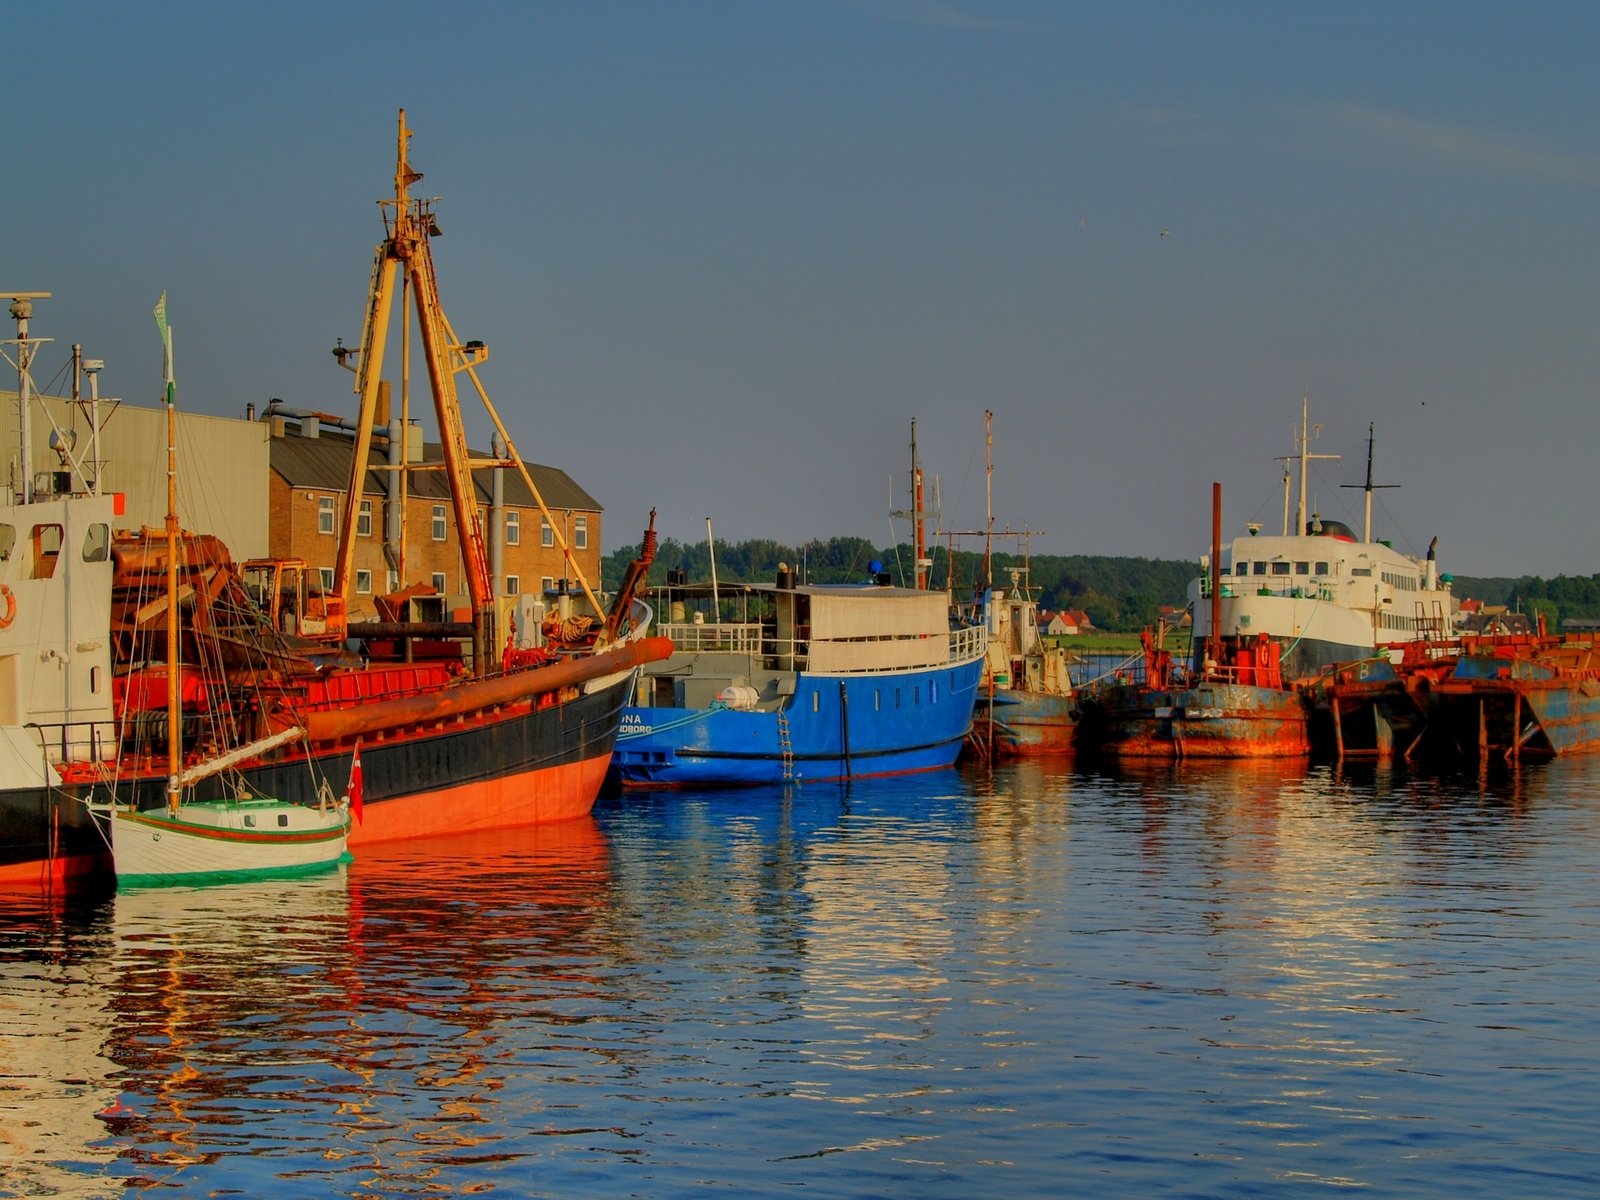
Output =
[{"x1": 4, "y1": 757, "x2": 1600, "y2": 1198}]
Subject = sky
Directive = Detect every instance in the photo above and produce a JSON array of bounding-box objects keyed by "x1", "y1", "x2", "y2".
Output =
[{"x1": 6, "y1": 1, "x2": 1598, "y2": 578}]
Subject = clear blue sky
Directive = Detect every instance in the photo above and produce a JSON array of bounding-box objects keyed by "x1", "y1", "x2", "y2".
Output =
[{"x1": 9, "y1": 1, "x2": 1598, "y2": 577}]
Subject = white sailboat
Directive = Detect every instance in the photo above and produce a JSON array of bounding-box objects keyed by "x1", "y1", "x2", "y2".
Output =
[{"x1": 98, "y1": 297, "x2": 349, "y2": 887}]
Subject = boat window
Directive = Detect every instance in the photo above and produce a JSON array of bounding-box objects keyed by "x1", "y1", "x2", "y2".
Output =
[
  {"x1": 30, "y1": 523, "x2": 62, "y2": 579},
  {"x1": 1352, "y1": 567, "x2": 1372, "y2": 577},
  {"x1": 1252, "y1": 562, "x2": 1267, "y2": 576},
  {"x1": 812, "y1": 692, "x2": 820, "y2": 713},
  {"x1": 931, "y1": 680, "x2": 938, "y2": 703},
  {"x1": 1315, "y1": 561, "x2": 1328, "y2": 575},
  {"x1": 1271, "y1": 562, "x2": 1290, "y2": 576},
  {"x1": 81, "y1": 523, "x2": 110, "y2": 563},
  {"x1": 1221, "y1": 565, "x2": 1233, "y2": 576},
  {"x1": 874, "y1": 689, "x2": 881, "y2": 711},
  {"x1": 0, "y1": 524, "x2": 12, "y2": 561},
  {"x1": 1294, "y1": 561, "x2": 1309, "y2": 575}
]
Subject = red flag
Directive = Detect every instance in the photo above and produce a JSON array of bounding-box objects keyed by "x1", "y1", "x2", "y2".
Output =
[{"x1": 346, "y1": 744, "x2": 364, "y2": 825}]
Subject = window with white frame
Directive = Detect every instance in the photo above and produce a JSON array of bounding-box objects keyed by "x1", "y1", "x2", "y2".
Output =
[
  {"x1": 355, "y1": 569, "x2": 372, "y2": 594},
  {"x1": 357, "y1": 499, "x2": 372, "y2": 537},
  {"x1": 432, "y1": 505, "x2": 447, "y2": 542},
  {"x1": 541, "y1": 517, "x2": 553, "y2": 547},
  {"x1": 505, "y1": 574, "x2": 520, "y2": 595},
  {"x1": 431, "y1": 572, "x2": 447, "y2": 593},
  {"x1": 319, "y1": 567, "x2": 334, "y2": 592},
  {"x1": 573, "y1": 515, "x2": 588, "y2": 550},
  {"x1": 318, "y1": 496, "x2": 335, "y2": 535},
  {"x1": 541, "y1": 576, "x2": 555, "y2": 594},
  {"x1": 506, "y1": 510, "x2": 520, "y2": 546}
]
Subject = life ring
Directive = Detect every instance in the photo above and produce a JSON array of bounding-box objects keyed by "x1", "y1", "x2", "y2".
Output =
[{"x1": 0, "y1": 584, "x2": 14, "y2": 629}]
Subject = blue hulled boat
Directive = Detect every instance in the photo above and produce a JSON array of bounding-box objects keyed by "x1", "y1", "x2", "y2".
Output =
[{"x1": 610, "y1": 566, "x2": 987, "y2": 787}]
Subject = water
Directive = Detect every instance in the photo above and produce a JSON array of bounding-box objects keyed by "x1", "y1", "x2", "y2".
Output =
[{"x1": 5, "y1": 758, "x2": 1600, "y2": 1198}]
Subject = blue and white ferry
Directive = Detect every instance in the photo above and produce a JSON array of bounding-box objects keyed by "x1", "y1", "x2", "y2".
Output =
[{"x1": 610, "y1": 565, "x2": 986, "y2": 787}]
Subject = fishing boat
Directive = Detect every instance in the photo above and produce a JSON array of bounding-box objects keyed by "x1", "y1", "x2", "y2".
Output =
[
  {"x1": 611, "y1": 566, "x2": 987, "y2": 787},
  {"x1": 964, "y1": 414, "x2": 1076, "y2": 757},
  {"x1": 1079, "y1": 404, "x2": 1451, "y2": 760},
  {"x1": 612, "y1": 428, "x2": 985, "y2": 787},
  {"x1": 1077, "y1": 483, "x2": 1314, "y2": 759},
  {"x1": 95, "y1": 315, "x2": 349, "y2": 888}
]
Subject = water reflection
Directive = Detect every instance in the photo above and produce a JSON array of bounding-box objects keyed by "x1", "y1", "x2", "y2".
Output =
[{"x1": 2, "y1": 761, "x2": 1598, "y2": 1196}]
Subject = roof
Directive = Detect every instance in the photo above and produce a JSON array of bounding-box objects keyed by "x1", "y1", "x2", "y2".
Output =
[{"x1": 268, "y1": 428, "x2": 601, "y2": 512}]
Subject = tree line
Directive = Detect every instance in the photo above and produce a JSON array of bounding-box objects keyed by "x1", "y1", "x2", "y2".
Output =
[
  {"x1": 602, "y1": 535, "x2": 1196, "y2": 630},
  {"x1": 602, "y1": 536, "x2": 1589, "y2": 631}
]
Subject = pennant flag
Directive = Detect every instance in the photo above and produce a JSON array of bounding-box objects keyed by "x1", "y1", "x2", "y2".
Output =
[
  {"x1": 152, "y1": 290, "x2": 175, "y2": 402},
  {"x1": 346, "y1": 744, "x2": 364, "y2": 825}
]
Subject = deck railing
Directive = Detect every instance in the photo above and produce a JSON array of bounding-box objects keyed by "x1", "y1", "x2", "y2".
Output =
[{"x1": 657, "y1": 620, "x2": 988, "y2": 672}]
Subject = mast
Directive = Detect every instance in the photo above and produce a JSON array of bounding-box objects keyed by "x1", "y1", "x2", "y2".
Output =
[
  {"x1": 336, "y1": 109, "x2": 496, "y2": 671},
  {"x1": 1209, "y1": 482, "x2": 1222, "y2": 675},
  {"x1": 3, "y1": 292, "x2": 51, "y2": 503},
  {"x1": 982, "y1": 410, "x2": 993, "y2": 589},
  {"x1": 155, "y1": 296, "x2": 181, "y2": 813},
  {"x1": 1278, "y1": 393, "x2": 1339, "y2": 535},
  {"x1": 1340, "y1": 422, "x2": 1398, "y2": 544},
  {"x1": 912, "y1": 421, "x2": 926, "y2": 589}
]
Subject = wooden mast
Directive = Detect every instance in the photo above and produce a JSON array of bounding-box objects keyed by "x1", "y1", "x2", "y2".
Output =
[{"x1": 335, "y1": 109, "x2": 497, "y2": 672}]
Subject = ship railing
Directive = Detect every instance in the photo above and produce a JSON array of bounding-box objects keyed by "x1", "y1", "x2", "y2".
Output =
[
  {"x1": 949, "y1": 624, "x2": 987, "y2": 662},
  {"x1": 1201, "y1": 578, "x2": 1338, "y2": 602},
  {"x1": 659, "y1": 621, "x2": 768, "y2": 654},
  {"x1": 23, "y1": 718, "x2": 118, "y2": 766}
]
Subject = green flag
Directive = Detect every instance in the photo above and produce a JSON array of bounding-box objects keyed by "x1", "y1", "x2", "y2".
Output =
[{"x1": 152, "y1": 291, "x2": 174, "y2": 400}]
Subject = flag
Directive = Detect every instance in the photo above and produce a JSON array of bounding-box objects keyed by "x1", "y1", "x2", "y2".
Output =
[
  {"x1": 346, "y1": 743, "x2": 364, "y2": 825},
  {"x1": 152, "y1": 291, "x2": 174, "y2": 403}
]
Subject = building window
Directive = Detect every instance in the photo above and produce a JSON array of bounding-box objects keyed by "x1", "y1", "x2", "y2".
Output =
[
  {"x1": 355, "y1": 569, "x2": 372, "y2": 594},
  {"x1": 541, "y1": 517, "x2": 554, "y2": 547},
  {"x1": 506, "y1": 511, "x2": 520, "y2": 546},
  {"x1": 318, "y1": 496, "x2": 335, "y2": 535},
  {"x1": 431, "y1": 571, "x2": 448, "y2": 593},
  {"x1": 319, "y1": 567, "x2": 334, "y2": 592},
  {"x1": 505, "y1": 574, "x2": 520, "y2": 596},
  {"x1": 541, "y1": 576, "x2": 555, "y2": 594},
  {"x1": 431, "y1": 505, "x2": 447, "y2": 542},
  {"x1": 358, "y1": 500, "x2": 373, "y2": 537},
  {"x1": 573, "y1": 515, "x2": 588, "y2": 550}
]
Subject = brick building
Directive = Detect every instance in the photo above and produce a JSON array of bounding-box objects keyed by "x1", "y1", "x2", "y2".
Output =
[{"x1": 265, "y1": 413, "x2": 604, "y2": 621}]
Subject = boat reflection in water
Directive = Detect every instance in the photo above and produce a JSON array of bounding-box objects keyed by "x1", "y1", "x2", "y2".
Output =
[{"x1": 99, "y1": 817, "x2": 610, "y2": 1194}]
